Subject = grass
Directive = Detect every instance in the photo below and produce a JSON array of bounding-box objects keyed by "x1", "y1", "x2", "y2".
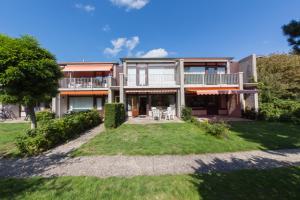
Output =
[
  {"x1": 0, "y1": 123, "x2": 30, "y2": 157},
  {"x1": 72, "y1": 121, "x2": 300, "y2": 156},
  {"x1": 1, "y1": 167, "x2": 300, "y2": 200}
]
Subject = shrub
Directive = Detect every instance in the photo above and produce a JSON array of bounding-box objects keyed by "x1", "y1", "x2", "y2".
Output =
[
  {"x1": 181, "y1": 107, "x2": 192, "y2": 121},
  {"x1": 190, "y1": 117, "x2": 230, "y2": 139},
  {"x1": 104, "y1": 103, "x2": 125, "y2": 129},
  {"x1": 242, "y1": 107, "x2": 258, "y2": 120},
  {"x1": 258, "y1": 99, "x2": 300, "y2": 123},
  {"x1": 36, "y1": 110, "x2": 55, "y2": 122},
  {"x1": 16, "y1": 110, "x2": 102, "y2": 155}
]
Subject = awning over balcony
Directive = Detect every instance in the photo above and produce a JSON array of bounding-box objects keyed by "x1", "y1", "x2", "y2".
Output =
[
  {"x1": 60, "y1": 91, "x2": 108, "y2": 96},
  {"x1": 186, "y1": 89, "x2": 258, "y2": 95},
  {"x1": 126, "y1": 89, "x2": 177, "y2": 94},
  {"x1": 62, "y1": 64, "x2": 113, "y2": 72}
]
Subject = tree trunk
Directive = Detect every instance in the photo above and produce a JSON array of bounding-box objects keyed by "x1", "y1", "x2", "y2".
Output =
[{"x1": 28, "y1": 106, "x2": 37, "y2": 129}]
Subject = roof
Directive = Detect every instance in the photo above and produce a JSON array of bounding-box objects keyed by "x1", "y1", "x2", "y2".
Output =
[
  {"x1": 121, "y1": 57, "x2": 234, "y2": 62},
  {"x1": 59, "y1": 62, "x2": 116, "y2": 72}
]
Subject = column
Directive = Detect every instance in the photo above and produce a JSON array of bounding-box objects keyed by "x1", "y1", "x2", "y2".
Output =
[
  {"x1": 239, "y1": 72, "x2": 245, "y2": 111},
  {"x1": 119, "y1": 73, "x2": 124, "y2": 103},
  {"x1": 108, "y1": 76, "x2": 112, "y2": 103},
  {"x1": 179, "y1": 59, "x2": 185, "y2": 108}
]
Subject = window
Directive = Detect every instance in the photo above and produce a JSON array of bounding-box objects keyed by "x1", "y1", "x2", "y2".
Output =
[
  {"x1": 217, "y1": 67, "x2": 226, "y2": 74},
  {"x1": 151, "y1": 95, "x2": 175, "y2": 108},
  {"x1": 96, "y1": 98, "x2": 103, "y2": 110},
  {"x1": 148, "y1": 67, "x2": 175, "y2": 86},
  {"x1": 69, "y1": 97, "x2": 93, "y2": 111},
  {"x1": 184, "y1": 66, "x2": 205, "y2": 73}
]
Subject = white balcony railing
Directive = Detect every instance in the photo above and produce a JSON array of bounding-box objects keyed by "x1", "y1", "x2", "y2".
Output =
[
  {"x1": 125, "y1": 74, "x2": 179, "y2": 87},
  {"x1": 184, "y1": 73, "x2": 239, "y2": 85},
  {"x1": 59, "y1": 77, "x2": 109, "y2": 89}
]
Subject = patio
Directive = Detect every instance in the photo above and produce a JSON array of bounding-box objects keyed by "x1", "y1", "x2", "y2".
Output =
[{"x1": 126, "y1": 116, "x2": 183, "y2": 124}]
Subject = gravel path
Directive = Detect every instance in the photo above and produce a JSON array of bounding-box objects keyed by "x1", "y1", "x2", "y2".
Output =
[{"x1": 1, "y1": 148, "x2": 300, "y2": 178}]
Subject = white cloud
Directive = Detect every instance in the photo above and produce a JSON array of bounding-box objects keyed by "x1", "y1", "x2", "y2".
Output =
[
  {"x1": 126, "y1": 36, "x2": 140, "y2": 50},
  {"x1": 104, "y1": 36, "x2": 140, "y2": 56},
  {"x1": 104, "y1": 37, "x2": 127, "y2": 56},
  {"x1": 110, "y1": 0, "x2": 149, "y2": 10},
  {"x1": 75, "y1": 3, "x2": 95, "y2": 12},
  {"x1": 102, "y1": 24, "x2": 111, "y2": 32},
  {"x1": 140, "y1": 48, "x2": 169, "y2": 58}
]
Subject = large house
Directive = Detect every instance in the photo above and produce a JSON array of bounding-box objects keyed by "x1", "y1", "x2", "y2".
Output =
[{"x1": 52, "y1": 55, "x2": 258, "y2": 118}]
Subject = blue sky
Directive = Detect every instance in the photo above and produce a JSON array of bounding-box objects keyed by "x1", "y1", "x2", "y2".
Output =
[{"x1": 0, "y1": 0, "x2": 299, "y2": 62}]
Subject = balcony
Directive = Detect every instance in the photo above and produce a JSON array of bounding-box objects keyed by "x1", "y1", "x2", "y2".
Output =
[
  {"x1": 59, "y1": 77, "x2": 109, "y2": 90},
  {"x1": 125, "y1": 74, "x2": 179, "y2": 87},
  {"x1": 184, "y1": 73, "x2": 239, "y2": 86}
]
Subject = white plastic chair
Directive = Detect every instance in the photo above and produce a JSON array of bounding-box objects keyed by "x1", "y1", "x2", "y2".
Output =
[{"x1": 152, "y1": 108, "x2": 161, "y2": 120}]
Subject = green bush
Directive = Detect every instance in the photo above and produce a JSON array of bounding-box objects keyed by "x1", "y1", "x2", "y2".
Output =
[
  {"x1": 190, "y1": 117, "x2": 230, "y2": 138},
  {"x1": 36, "y1": 110, "x2": 55, "y2": 122},
  {"x1": 258, "y1": 99, "x2": 300, "y2": 123},
  {"x1": 16, "y1": 110, "x2": 102, "y2": 155},
  {"x1": 181, "y1": 107, "x2": 192, "y2": 121},
  {"x1": 104, "y1": 103, "x2": 125, "y2": 129},
  {"x1": 242, "y1": 107, "x2": 258, "y2": 120}
]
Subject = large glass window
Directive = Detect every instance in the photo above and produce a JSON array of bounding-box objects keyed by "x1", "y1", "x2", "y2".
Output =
[
  {"x1": 184, "y1": 66, "x2": 205, "y2": 73},
  {"x1": 69, "y1": 97, "x2": 93, "y2": 111},
  {"x1": 151, "y1": 95, "x2": 175, "y2": 108}
]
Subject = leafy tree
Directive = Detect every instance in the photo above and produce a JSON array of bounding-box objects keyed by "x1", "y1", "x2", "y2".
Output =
[
  {"x1": 282, "y1": 20, "x2": 300, "y2": 54},
  {"x1": 257, "y1": 54, "x2": 300, "y2": 102},
  {"x1": 0, "y1": 34, "x2": 63, "y2": 128}
]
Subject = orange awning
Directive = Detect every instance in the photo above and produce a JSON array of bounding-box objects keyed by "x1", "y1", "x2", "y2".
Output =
[
  {"x1": 193, "y1": 90, "x2": 258, "y2": 95},
  {"x1": 60, "y1": 91, "x2": 108, "y2": 96},
  {"x1": 126, "y1": 89, "x2": 177, "y2": 94},
  {"x1": 62, "y1": 64, "x2": 113, "y2": 72}
]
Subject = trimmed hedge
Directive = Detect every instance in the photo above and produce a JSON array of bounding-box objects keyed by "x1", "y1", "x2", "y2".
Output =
[
  {"x1": 17, "y1": 110, "x2": 102, "y2": 155},
  {"x1": 36, "y1": 110, "x2": 55, "y2": 122},
  {"x1": 104, "y1": 103, "x2": 125, "y2": 128}
]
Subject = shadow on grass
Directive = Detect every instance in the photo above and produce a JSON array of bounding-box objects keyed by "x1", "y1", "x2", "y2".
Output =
[
  {"x1": 190, "y1": 156, "x2": 300, "y2": 200},
  {"x1": 0, "y1": 177, "x2": 79, "y2": 199},
  {"x1": 229, "y1": 121, "x2": 300, "y2": 150}
]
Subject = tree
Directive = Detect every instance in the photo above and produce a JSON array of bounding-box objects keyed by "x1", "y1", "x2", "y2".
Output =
[
  {"x1": 282, "y1": 20, "x2": 300, "y2": 54},
  {"x1": 257, "y1": 54, "x2": 300, "y2": 102},
  {"x1": 0, "y1": 34, "x2": 63, "y2": 128}
]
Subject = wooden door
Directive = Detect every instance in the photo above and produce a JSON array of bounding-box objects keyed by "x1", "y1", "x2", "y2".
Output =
[{"x1": 132, "y1": 96, "x2": 139, "y2": 117}]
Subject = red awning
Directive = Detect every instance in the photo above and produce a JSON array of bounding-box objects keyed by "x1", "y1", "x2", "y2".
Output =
[
  {"x1": 62, "y1": 64, "x2": 113, "y2": 72},
  {"x1": 196, "y1": 89, "x2": 258, "y2": 95},
  {"x1": 126, "y1": 89, "x2": 177, "y2": 94},
  {"x1": 60, "y1": 91, "x2": 108, "y2": 96}
]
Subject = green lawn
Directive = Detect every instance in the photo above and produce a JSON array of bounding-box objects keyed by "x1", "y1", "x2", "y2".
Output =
[
  {"x1": 72, "y1": 121, "x2": 300, "y2": 156},
  {"x1": 1, "y1": 167, "x2": 300, "y2": 200},
  {"x1": 0, "y1": 123, "x2": 30, "y2": 157}
]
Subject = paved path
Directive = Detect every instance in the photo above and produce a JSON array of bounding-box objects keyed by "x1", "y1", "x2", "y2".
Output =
[
  {"x1": 44, "y1": 124, "x2": 105, "y2": 157},
  {"x1": 1, "y1": 148, "x2": 300, "y2": 178}
]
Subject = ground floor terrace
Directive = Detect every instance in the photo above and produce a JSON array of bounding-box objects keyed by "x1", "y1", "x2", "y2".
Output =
[
  {"x1": 122, "y1": 88, "x2": 256, "y2": 118},
  {"x1": 52, "y1": 90, "x2": 108, "y2": 117}
]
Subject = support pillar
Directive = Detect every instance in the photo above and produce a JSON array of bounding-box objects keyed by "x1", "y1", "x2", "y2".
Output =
[
  {"x1": 179, "y1": 59, "x2": 185, "y2": 117},
  {"x1": 108, "y1": 77, "x2": 112, "y2": 103},
  {"x1": 239, "y1": 72, "x2": 245, "y2": 111},
  {"x1": 119, "y1": 73, "x2": 124, "y2": 103}
]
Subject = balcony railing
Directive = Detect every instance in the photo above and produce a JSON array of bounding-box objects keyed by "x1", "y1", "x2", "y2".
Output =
[
  {"x1": 184, "y1": 73, "x2": 239, "y2": 85},
  {"x1": 125, "y1": 74, "x2": 179, "y2": 87},
  {"x1": 59, "y1": 77, "x2": 109, "y2": 89}
]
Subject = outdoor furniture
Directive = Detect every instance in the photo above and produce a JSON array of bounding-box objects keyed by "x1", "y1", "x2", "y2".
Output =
[{"x1": 152, "y1": 108, "x2": 161, "y2": 120}]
